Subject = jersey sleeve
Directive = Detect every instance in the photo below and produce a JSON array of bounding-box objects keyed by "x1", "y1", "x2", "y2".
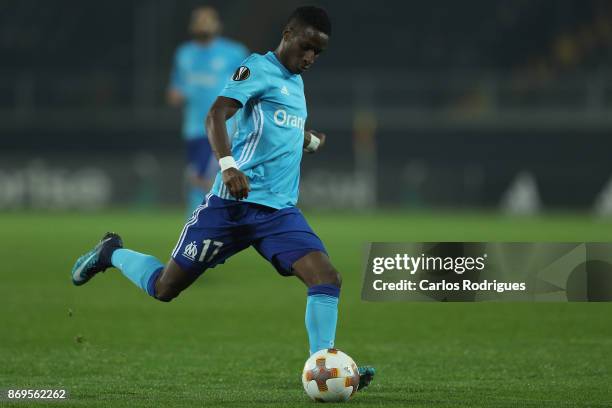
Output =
[{"x1": 219, "y1": 55, "x2": 268, "y2": 106}]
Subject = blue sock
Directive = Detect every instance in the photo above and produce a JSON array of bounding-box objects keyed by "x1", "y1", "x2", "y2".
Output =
[
  {"x1": 111, "y1": 249, "x2": 163, "y2": 297},
  {"x1": 187, "y1": 188, "x2": 205, "y2": 219},
  {"x1": 305, "y1": 284, "x2": 340, "y2": 355}
]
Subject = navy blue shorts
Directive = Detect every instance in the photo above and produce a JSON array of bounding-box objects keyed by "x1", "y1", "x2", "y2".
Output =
[
  {"x1": 171, "y1": 194, "x2": 327, "y2": 276},
  {"x1": 186, "y1": 137, "x2": 217, "y2": 179}
]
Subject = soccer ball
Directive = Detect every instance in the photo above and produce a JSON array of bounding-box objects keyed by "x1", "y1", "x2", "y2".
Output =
[{"x1": 302, "y1": 348, "x2": 360, "y2": 402}]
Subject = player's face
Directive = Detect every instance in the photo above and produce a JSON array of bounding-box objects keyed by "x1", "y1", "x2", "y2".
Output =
[
  {"x1": 283, "y1": 26, "x2": 329, "y2": 74},
  {"x1": 189, "y1": 7, "x2": 221, "y2": 42}
]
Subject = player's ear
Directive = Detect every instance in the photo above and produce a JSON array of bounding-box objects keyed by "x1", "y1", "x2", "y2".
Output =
[{"x1": 282, "y1": 26, "x2": 293, "y2": 42}]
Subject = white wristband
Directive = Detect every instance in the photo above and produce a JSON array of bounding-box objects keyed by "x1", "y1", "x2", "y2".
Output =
[
  {"x1": 305, "y1": 133, "x2": 320, "y2": 153},
  {"x1": 219, "y1": 156, "x2": 237, "y2": 172}
]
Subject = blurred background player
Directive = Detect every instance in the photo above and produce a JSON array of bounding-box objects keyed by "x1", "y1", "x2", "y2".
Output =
[{"x1": 167, "y1": 6, "x2": 248, "y2": 215}]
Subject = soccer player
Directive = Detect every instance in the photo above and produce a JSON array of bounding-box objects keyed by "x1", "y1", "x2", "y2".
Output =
[
  {"x1": 168, "y1": 6, "x2": 248, "y2": 215},
  {"x1": 72, "y1": 6, "x2": 375, "y2": 391}
]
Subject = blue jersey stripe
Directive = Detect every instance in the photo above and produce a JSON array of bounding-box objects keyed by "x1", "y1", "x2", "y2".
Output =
[
  {"x1": 216, "y1": 102, "x2": 261, "y2": 201},
  {"x1": 237, "y1": 103, "x2": 264, "y2": 169},
  {"x1": 237, "y1": 102, "x2": 265, "y2": 169},
  {"x1": 235, "y1": 103, "x2": 259, "y2": 165}
]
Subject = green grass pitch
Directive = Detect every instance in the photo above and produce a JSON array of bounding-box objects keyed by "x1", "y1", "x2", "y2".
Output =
[{"x1": 2, "y1": 210, "x2": 612, "y2": 407}]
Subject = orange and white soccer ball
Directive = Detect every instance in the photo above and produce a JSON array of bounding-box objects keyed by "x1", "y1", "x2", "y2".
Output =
[{"x1": 302, "y1": 348, "x2": 360, "y2": 402}]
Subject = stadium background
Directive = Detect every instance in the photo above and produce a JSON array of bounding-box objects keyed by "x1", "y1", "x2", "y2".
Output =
[
  {"x1": 2, "y1": 1, "x2": 612, "y2": 407},
  {"x1": 3, "y1": 0, "x2": 612, "y2": 211}
]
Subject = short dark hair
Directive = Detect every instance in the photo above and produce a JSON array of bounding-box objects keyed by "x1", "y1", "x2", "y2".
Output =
[{"x1": 288, "y1": 6, "x2": 331, "y2": 36}]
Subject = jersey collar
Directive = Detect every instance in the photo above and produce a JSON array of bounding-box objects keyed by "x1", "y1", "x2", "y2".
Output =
[{"x1": 191, "y1": 38, "x2": 218, "y2": 50}]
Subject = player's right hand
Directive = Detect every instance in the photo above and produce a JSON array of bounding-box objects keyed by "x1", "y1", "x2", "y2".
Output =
[{"x1": 222, "y1": 168, "x2": 250, "y2": 200}]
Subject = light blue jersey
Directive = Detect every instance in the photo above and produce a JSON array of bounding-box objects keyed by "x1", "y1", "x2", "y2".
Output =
[
  {"x1": 170, "y1": 38, "x2": 248, "y2": 139},
  {"x1": 211, "y1": 51, "x2": 308, "y2": 209}
]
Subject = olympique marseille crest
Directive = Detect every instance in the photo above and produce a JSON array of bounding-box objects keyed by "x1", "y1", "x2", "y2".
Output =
[{"x1": 183, "y1": 241, "x2": 198, "y2": 261}]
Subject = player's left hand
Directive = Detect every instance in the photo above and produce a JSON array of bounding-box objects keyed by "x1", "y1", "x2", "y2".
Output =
[{"x1": 305, "y1": 129, "x2": 326, "y2": 153}]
